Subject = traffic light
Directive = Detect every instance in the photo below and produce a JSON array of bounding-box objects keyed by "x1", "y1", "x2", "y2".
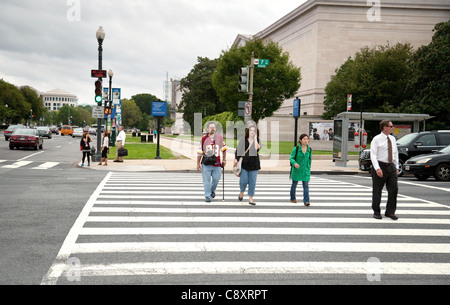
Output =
[
  {"x1": 238, "y1": 67, "x2": 249, "y2": 93},
  {"x1": 95, "y1": 80, "x2": 103, "y2": 104},
  {"x1": 104, "y1": 100, "x2": 112, "y2": 116}
]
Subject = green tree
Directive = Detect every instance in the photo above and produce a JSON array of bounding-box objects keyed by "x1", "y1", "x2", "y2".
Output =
[
  {"x1": 179, "y1": 57, "x2": 224, "y2": 130},
  {"x1": 0, "y1": 79, "x2": 30, "y2": 124},
  {"x1": 212, "y1": 39, "x2": 301, "y2": 123},
  {"x1": 403, "y1": 21, "x2": 450, "y2": 130},
  {"x1": 323, "y1": 43, "x2": 415, "y2": 119},
  {"x1": 132, "y1": 93, "x2": 160, "y2": 116},
  {"x1": 121, "y1": 98, "x2": 143, "y2": 128},
  {"x1": 20, "y1": 86, "x2": 47, "y2": 123}
]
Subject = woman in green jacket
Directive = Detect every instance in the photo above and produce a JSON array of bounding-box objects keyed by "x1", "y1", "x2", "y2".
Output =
[{"x1": 290, "y1": 134, "x2": 312, "y2": 206}]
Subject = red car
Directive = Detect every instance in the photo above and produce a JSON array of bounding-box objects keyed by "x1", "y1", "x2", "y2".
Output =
[{"x1": 9, "y1": 129, "x2": 44, "y2": 150}]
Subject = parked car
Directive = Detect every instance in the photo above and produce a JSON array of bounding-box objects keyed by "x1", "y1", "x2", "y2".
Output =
[
  {"x1": 36, "y1": 127, "x2": 52, "y2": 139},
  {"x1": 9, "y1": 128, "x2": 43, "y2": 150},
  {"x1": 404, "y1": 145, "x2": 450, "y2": 181},
  {"x1": 72, "y1": 128, "x2": 84, "y2": 138},
  {"x1": 61, "y1": 125, "x2": 73, "y2": 136},
  {"x1": 4, "y1": 124, "x2": 24, "y2": 141},
  {"x1": 359, "y1": 130, "x2": 450, "y2": 176},
  {"x1": 89, "y1": 128, "x2": 97, "y2": 136}
]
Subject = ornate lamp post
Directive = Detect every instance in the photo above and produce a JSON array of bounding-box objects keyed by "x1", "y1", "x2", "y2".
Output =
[{"x1": 93, "y1": 26, "x2": 105, "y2": 162}]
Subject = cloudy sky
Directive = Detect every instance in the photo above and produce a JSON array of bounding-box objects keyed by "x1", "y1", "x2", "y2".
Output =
[{"x1": 0, "y1": 0, "x2": 307, "y2": 105}]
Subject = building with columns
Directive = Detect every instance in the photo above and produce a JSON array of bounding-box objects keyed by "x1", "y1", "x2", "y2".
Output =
[{"x1": 232, "y1": 0, "x2": 450, "y2": 141}]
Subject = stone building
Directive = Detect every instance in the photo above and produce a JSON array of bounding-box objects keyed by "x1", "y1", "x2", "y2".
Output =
[
  {"x1": 233, "y1": 0, "x2": 449, "y2": 141},
  {"x1": 41, "y1": 89, "x2": 78, "y2": 112}
]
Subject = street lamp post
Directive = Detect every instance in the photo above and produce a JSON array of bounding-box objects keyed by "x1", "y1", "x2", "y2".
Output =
[{"x1": 93, "y1": 26, "x2": 105, "y2": 162}]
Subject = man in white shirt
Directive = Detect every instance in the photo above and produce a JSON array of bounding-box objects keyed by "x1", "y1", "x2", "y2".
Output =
[
  {"x1": 114, "y1": 126, "x2": 126, "y2": 163},
  {"x1": 370, "y1": 120, "x2": 399, "y2": 220}
]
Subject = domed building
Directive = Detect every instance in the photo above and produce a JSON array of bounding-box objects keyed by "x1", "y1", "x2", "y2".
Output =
[{"x1": 41, "y1": 89, "x2": 78, "y2": 111}]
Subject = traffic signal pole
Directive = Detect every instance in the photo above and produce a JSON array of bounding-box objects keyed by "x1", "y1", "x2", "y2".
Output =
[{"x1": 248, "y1": 52, "x2": 255, "y2": 123}]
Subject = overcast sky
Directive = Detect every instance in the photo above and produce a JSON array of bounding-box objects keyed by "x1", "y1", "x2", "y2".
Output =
[{"x1": 0, "y1": 0, "x2": 307, "y2": 106}]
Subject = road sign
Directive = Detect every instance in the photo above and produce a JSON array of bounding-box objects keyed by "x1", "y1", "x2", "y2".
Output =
[
  {"x1": 254, "y1": 59, "x2": 270, "y2": 68},
  {"x1": 152, "y1": 101, "x2": 167, "y2": 117},
  {"x1": 91, "y1": 70, "x2": 107, "y2": 78},
  {"x1": 244, "y1": 102, "x2": 252, "y2": 118},
  {"x1": 293, "y1": 98, "x2": 301, "y2": 118},
  {"x1": 92, "y1": 106, "x2": 105, "y2": 119},
  {"x1": 347, "y1": 94, "x2": 352, "y2": 111}
]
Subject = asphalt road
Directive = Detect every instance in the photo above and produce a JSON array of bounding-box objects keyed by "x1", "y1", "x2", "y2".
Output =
[{"x1": 0, "y1": 133, "x2": 449, "y2": 286}]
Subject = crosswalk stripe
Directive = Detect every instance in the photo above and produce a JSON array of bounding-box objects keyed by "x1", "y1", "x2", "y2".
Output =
[
  {"x1": 3, "y1": 161, "x2": 33, "y2": 168},
  {"x1": 89, "y1": 207, "x2": 450, "y2": 215},
  {"x1": 32, "y1": 162, "x2": 59, "y2": 170},
  {"x1": 86, "y1": 216, "x2": 450, "y2": 225},
  {"x1": 79, "y1": 227, "x2": 450, "y2": 237},
  {"x1": 67, "y1": 262, "x2": 450, "y2": 276},
  {"x1": 71, "y1": 242, "x2": 450, "y2": 254}
]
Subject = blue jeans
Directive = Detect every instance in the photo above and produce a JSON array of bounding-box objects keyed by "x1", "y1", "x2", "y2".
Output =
[
  {"x1": 240, "y1": 169, "x2": 259, "y2": 196},
  {"x1": 290, "y1": 181, "x2": 310, "y2": 204},
  {"x1": 202, "y1": 165, "x2": 222, "y2": 199}
]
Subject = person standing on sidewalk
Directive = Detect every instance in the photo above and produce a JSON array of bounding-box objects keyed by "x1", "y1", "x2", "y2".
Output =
[
  {"x1": 80, "y1": 131, "x2": 93, "y2": 167},
  {"x1": 290, "y1": 134, "x2": 312, "y2": 206},
  {"x1": 370, "y1": 120, "x2": 399, "y2": 220},
  {"x1": 197, "y1": 122, "x2": 227, "y2": 202},
  {"x1": 234, "y1": 125, "x2": 261, "y2": 206},
  {"x1": 98, "y1": 131, "x2": 109, "y2": 166},
  {"x1": 114, "y1": 126, "x2": 126, "y2": 163}
]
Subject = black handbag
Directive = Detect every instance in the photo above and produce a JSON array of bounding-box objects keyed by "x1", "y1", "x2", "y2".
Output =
[{"x1": 118, "y1": 148, "x2": 128, "y2": 157}]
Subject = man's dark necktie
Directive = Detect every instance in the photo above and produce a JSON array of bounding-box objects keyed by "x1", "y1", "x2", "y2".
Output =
[{"x1": 388, "y1": 136, "x2": 393, "y2": 163}]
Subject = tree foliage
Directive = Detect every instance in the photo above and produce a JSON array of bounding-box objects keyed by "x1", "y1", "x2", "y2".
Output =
[
  {"x1": 323, "y1": 43, "x2": 415, "y2": 119},
  {"x1": 403, "y1": 21, "x2": 450, "y2": 130},
  {"x1": 212, "y1": 39, "x2": 301, "y2": 123},
  {"x1": 179, "y1": 57, "x2": 224, "y2": 130}
]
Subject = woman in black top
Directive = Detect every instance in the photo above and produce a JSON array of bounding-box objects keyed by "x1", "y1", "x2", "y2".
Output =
[
  {"x1": 234, "y1": 125, "x2": 261, "y2": 205},
  {"x1": 80, "y1": 131, "x2": 93, "y2": 167}
]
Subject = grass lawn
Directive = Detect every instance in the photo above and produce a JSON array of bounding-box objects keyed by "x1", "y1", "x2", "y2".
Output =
[
  {"x1": 107, "y1": 134, "x2": 181, "y2": 160},
  {"x1": 162, "y1": 134, "x2": 359, "y2": 155}
]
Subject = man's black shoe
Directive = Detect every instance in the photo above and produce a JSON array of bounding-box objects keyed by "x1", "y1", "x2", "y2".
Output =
[
  {"x1": 385, "y1": 213, "x2": 399, "y2": 220},
  {"x1": 211, "y1": 191, "x2": 215, "y2": 199},
  {"x1": 373, "y1": 213, "x2": 382, "y2": 220}
]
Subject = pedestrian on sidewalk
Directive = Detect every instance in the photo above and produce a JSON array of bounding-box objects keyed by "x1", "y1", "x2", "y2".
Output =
[
  {"x1": 98, "y1": 131, "x2": 109, "y2": 166},
  {"x1": 290, "y1": 134, "x2": 312, "y2": 206},
  {"x1": 370, "y1": 120, "x2": 399, "y2": 220},
  {"x1": 80, "y1": 131, "x2": 93, "y2": 167},
  {"x1": 114, "y1": 126, "x2": 126, "y2": 163},
  {"x1": 197, "y1": 122, "x2": 227, "y2": 202},
  {"x1": 234, "y1": 125, "x2": 261, "y2": 206}
]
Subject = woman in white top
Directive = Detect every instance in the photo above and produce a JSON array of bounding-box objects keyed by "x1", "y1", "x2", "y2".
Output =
[{"x1": 98, "y1": 131, "x2": 109, "y2": 166}]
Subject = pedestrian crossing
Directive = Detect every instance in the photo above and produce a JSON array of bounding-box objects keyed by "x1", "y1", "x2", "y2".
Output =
[
  {"x1": 0, "y1": 160, "x2": 62, "y2": 170},
  {"x1": 42, "y1": 172, "x2": 450, "y2": 285}
]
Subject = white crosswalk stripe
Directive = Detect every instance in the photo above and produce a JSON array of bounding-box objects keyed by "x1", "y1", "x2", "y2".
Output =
[
  {"x1": 42, "y1": 172, "x2": 450, "y2": 284},
  {"x1": 1, "y1": 161, "x2": 61, "y2": 170}
]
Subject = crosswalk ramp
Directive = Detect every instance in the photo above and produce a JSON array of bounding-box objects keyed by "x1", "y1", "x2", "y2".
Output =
[
  {"x1": 0, "y1": 160, "x2": 61, "y2": 170},
  {"x1": 42, "y1": 172, "x2": 450, "y2": 284}
]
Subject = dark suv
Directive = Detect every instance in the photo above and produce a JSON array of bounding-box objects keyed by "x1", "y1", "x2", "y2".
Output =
[{"x1": 359, "y1": 130, "x2": 450, "y2": 176}]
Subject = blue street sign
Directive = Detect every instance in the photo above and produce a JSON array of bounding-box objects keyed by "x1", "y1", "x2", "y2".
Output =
[
  {"x1": 293, "y1": 98, "x2": 301, "y2": 118},
  {"x1": 152, "y1": 101, "x2": 168, "y2": 117}
]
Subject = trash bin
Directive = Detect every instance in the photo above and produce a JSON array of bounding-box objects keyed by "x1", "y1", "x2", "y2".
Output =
[
  {"x1": 141, "y1": 135, "x2": 147, "y2": 143},
  {"x1": 148, "y1": 135, "x2": 153, "y2": 143}
]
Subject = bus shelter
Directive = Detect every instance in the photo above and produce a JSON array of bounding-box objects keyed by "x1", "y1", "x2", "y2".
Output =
[{"x1": 333, "y1": 112, "x2": 433, "y2": 167}]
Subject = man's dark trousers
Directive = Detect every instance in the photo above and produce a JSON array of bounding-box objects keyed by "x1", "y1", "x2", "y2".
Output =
[{"x1": 371, "y1": 163, "x2": 398, "y2": 215}]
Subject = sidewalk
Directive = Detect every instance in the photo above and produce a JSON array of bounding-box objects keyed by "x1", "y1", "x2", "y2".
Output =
[{"x1": 84, "y1": 136, "x2": 365, "y2": 175}]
